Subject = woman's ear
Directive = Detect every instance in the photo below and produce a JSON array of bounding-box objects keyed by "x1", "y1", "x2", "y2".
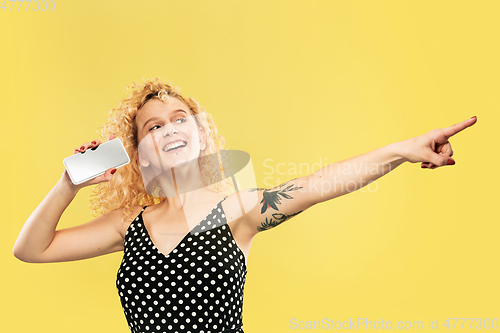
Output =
[
  {"x1": 199, "y1": 126, "x2": 207, "y2": 151},
  {"x1": 139, "y1": 154, "x2": 150, "y2": 168}
]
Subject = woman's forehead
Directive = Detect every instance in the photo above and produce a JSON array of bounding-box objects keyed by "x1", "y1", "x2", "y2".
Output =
[{"x1": 137, "y1": 98, "x2": 191, "y2": 121}]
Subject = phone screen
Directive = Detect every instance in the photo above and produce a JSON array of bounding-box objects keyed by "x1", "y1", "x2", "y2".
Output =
[{"x1": 63, "y1": 138, "x2": 130, "y2": 185}]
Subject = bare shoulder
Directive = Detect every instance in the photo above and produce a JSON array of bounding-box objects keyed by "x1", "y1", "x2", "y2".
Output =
[
  {"x1": 115, "y1": 205, "x2": 147, "y2": 241},
  {"x1": 221, "y1": 177, "x2": 315, "y2": 237},
  {"x1": 220, "y1": 190, "x2": 262, "y2": 225}
]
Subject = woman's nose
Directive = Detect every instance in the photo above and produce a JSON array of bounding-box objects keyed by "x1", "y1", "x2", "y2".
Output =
[{"x1": 162, "y1": 123, "x2": 178, "y2": 137}]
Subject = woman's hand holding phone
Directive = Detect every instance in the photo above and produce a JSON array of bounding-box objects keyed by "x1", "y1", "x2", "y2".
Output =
[
  {"x1": 60, "y1": 134, "x2": 117, "y2": 192},
  {"x1": 13, "y1": 133, "x2": 124, "y2": 264}
]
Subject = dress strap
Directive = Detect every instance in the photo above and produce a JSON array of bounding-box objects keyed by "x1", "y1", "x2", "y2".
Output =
[{"x1": 141, "y1": 205, "x2": 148, "y2": 213}]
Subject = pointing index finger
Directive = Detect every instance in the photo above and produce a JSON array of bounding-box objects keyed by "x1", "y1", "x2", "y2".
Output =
[{"x1": 442, "y1": 116, "x2": 477, "y2": 138}]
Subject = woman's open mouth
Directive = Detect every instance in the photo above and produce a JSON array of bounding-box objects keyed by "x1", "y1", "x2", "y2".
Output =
[{"x1": 163, "y1": 140, "x2": 187, "y2": 153}]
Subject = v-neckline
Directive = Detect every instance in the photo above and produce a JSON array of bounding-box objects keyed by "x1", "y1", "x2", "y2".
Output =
[{"x1": 139, "y1": 195, "x2": 228, "y2": 258}]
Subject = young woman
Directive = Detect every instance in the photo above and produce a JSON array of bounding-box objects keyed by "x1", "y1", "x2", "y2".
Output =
[{"x1": 13, "y1": 78, "x2": 477, "y2": 333}]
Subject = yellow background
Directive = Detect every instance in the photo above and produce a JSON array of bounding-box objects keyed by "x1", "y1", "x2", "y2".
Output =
[{"x1": 2, "y1": 0, "x2": 498, "y2": 332}]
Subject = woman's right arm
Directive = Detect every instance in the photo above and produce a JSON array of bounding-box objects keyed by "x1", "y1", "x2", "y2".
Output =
[{"x1": 12, "y1": 136, "x2": 125, "y2": 263}]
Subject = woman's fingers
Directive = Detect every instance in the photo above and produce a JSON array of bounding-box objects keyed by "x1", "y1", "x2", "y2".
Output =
[
  {"x1": 441, "y1": 116, "x2": 477, "y2": 140},
  {"x1": 75, "y1": 142, "x2": 90, "y2": 153},
  {"x1": 91, "y1": 168, "x2": 117, "y2": 184},
  {"x1": 75, "y1": 139, "x2": 103, "y2": 153},
  {"x1": 69, "y1": 138, "x2": 117, "y2": 188},
  {"x1": 421, "y1": 159, "x2": 452, "y2": 169},
  {"x1": 421, "y1": 162, "x2": 435, "y2": 169},
  {"x1": 417, "y1": 117, "x2": 472, "y2": 170},
  {"x1": 421, "y1": 138, "x2": 455, "y2": 170},
  {"x1": 436, "y1": 141, "x2": 453, "y2": 157}
]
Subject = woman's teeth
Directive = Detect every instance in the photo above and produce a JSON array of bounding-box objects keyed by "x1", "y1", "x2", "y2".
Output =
[{"x1": 164, "y1": 141, "x2": 187, "y2": 152}]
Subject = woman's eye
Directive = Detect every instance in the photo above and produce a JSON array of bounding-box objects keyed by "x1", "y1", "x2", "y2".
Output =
[{"x1": 148, "y1": 118, "x2": 186, "y2": 131}]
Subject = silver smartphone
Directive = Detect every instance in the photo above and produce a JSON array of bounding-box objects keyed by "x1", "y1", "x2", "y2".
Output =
[{"x1": 63, "y1": 138, "x2": 130, "y2": 185}]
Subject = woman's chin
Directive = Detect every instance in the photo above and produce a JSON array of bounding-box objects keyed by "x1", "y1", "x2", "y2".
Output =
[{"x1": 153, "y1": 158, "x2": 198, "y2": 172}]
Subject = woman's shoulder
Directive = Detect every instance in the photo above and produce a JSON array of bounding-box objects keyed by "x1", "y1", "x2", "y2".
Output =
[{"x1": 114, "y1": 204, "x2": 149, "y2": 239}]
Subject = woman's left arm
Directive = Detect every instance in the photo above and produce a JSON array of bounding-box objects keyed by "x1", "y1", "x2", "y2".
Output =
[
  {"x1": 240, "y1": 116, "x2": 477, "y2": 235},
  {"x1": 300, "y1": 116, "x2": 477, "y2": 206}
]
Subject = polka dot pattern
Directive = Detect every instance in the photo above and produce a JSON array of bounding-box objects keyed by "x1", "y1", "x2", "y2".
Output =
[{"x1": 116, "y1": 196, "x2": 247, "y2": 333}]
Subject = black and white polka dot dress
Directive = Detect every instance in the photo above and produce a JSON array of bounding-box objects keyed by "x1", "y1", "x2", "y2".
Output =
[{"x1": 116, "y1": 196, "x2": 247, "y2": 333}]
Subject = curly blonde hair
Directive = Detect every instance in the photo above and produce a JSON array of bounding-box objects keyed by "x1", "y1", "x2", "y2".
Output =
[{"x1": 89, "y1": 78, "x2": 234, "y2": 223}]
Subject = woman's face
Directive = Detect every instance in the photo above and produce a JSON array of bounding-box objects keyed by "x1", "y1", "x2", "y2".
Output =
[{"x1": 135, "y1": 97, "x2": 206, "y2": 171}]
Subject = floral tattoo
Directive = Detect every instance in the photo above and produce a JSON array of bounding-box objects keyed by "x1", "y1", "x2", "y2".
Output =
[{"x1": 249, "y1": 179, "x2": 304, "y2": 231}]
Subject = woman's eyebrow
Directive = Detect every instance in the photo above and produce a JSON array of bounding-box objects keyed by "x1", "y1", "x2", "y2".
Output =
[
  {"x1": 142, "y1": 117, "x2": 160, "y2": 130},
  {"x1": 142, "y1": 109, "x2": 188, "y2": 129}
]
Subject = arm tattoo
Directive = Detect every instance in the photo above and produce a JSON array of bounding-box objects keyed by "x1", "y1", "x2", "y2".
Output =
[
  {"x1": 256, "y1": 211, "x2": 303, "y2": 232},
  {"x1": 249, "y1": 178, "x2": 304, "y2": 231}
]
